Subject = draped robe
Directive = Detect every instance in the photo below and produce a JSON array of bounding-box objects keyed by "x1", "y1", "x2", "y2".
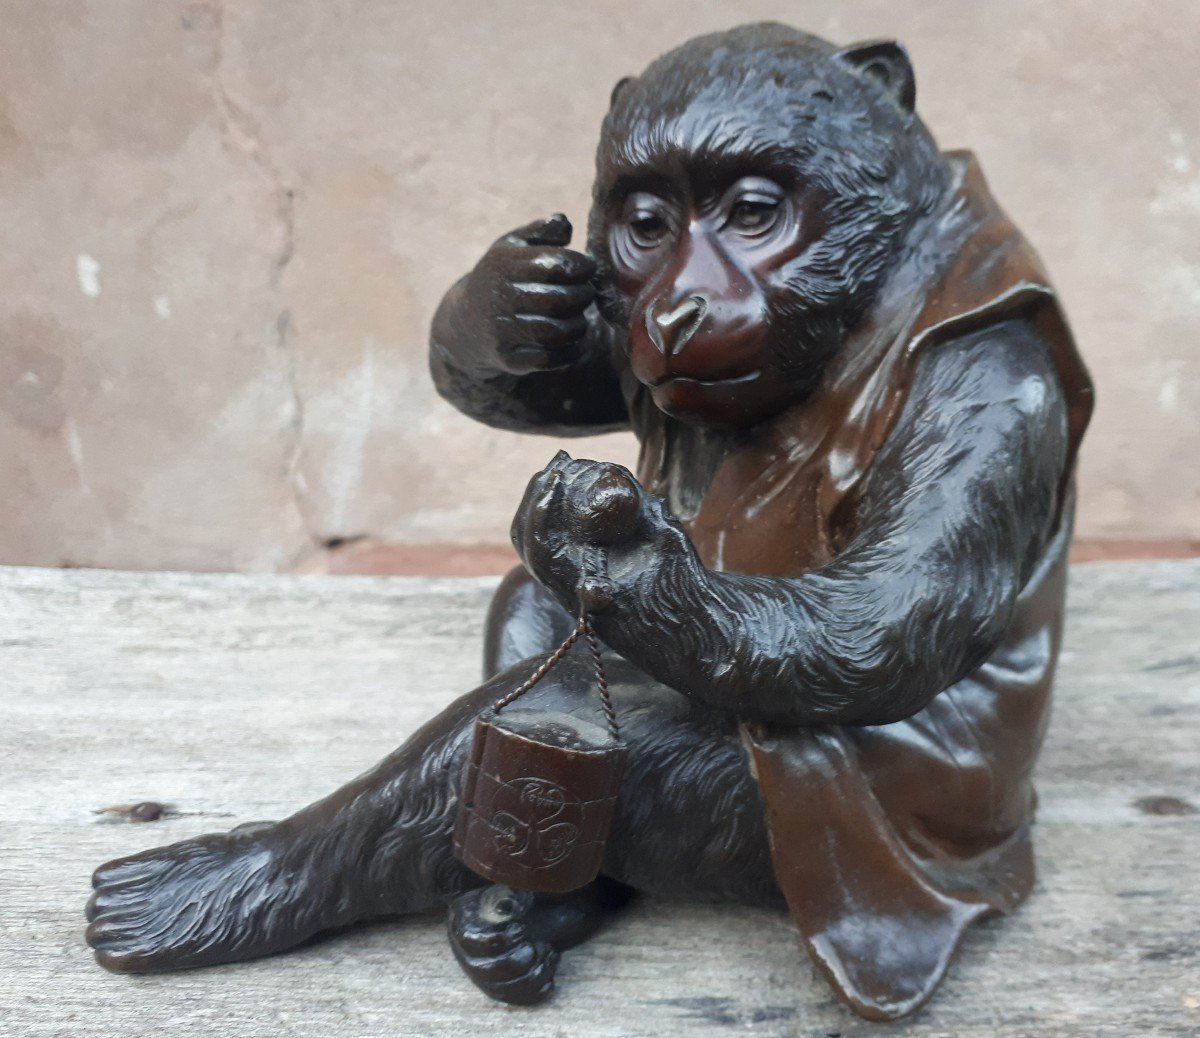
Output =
[{"x1": 630, "y1": 152, "x2": 1094, "y2": 1019}]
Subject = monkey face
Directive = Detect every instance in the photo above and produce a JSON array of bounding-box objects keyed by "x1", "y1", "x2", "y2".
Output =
[
  {"x1": 604, "y1": 173, "x2": 827, "y2": 428},
  {"x1": 588, "y1": 24, "x2": 950, "y2": 430}
]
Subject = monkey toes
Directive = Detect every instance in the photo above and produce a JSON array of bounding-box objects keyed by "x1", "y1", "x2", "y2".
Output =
[
  {"x1": 85, "y1": 826, "x2": 313, "y2": 974},
  {"x1": 447, "y1": 885, "x2": 561, "y2": 1005}
]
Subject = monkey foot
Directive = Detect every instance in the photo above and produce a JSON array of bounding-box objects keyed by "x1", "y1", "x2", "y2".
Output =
[
  {"x1": 447, "y1": 885, "x2": 561, "y2": 1005},
  {"x1": 86, "y1": 823, "x2": 322, "y2": 973}
]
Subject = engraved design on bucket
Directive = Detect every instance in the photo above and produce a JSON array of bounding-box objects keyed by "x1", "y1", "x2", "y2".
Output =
[{"x1": 487, "y1": 777, "x2": 582, "y2": 866}]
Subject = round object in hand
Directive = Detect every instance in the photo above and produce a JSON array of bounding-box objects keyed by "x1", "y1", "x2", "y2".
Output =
[{"x1": 578, "y1": 468, "x2": 640, "y2": 545}]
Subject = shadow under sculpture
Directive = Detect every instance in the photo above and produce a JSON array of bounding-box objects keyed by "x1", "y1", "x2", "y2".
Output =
[{"x1": 85, "y1": 24, "x2": 1094, "y2": 1021}]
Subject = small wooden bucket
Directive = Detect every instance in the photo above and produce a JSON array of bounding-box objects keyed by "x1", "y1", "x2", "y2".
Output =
[
  {"x1": 453, "y1": 709, "x2": 625, "y2": 892},
  {"x1": 452, "y1": 617, "x2": 624, "y2": 893}
]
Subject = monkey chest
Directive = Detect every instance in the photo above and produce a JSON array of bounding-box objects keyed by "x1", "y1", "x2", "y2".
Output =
[{"x1": 679, "y1": 464, "x2": 851, "y2": 577}]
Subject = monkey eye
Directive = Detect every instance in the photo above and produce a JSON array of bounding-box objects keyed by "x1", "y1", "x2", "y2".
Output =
[
  {"x1": 628, "y1": 210, "x2": 671, "y2": 248},
  {"x1": 619, "y1": 193, "x2": 674, "y2": 251},
  {"x1": 725, "y1": 194, "x2": 782, "y2": 235}
]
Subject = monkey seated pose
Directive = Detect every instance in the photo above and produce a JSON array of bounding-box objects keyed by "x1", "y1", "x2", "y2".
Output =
[{"x1": 85, "y1": 25, "x2": 1093, "y2": 1021}]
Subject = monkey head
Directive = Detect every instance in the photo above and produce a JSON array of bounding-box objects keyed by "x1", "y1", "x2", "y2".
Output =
[{"x1": 588, "y1": 24, "x2": 951, "y2": 429}]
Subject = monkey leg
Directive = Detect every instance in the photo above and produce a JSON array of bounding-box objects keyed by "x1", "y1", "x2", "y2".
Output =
[
  {"x1": 482, "y1": 565, "x2": 575, "y2": 679},
  {"x1": 84, "y1": 668, "x2": 502, "y2": 974},
  {"x1": 86, "y1": 646, "x2": 780, "y2": 985},
  {"x1": 597, "y1": 656, "x2": 783, "y2": 909},
  {"x1": 84, "y1": 645, "x2": 616, "y2": 976}
]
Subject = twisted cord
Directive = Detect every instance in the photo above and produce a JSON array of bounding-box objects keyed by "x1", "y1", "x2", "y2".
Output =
[
  {"x1": 492, "y1": 619, "x2": 582, "y2": 712},
  {"x1": 583, "y1": 615, "x2": 619, "y2": 740},
  {"x1": 491, "y1": 612, "x2": 620, "y2": 742}
]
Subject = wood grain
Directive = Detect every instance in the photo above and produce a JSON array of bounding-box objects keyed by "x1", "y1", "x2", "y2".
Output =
[{"x1": 1, "y1": 563, "x2": 1197, "y2": 1037}]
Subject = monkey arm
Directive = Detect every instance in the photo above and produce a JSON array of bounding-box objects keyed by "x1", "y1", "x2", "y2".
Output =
[
  {"x1": 429, "y1": 277, "x2": 629, "y2": 436},
  {"x1": 593, "y1": 322, "x2": 1069, "y2": 726}
]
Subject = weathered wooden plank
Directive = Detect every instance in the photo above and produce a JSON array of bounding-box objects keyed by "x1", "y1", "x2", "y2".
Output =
[{"x1": 0, "y1": 562, "x2": 1197, "y2": 1038}]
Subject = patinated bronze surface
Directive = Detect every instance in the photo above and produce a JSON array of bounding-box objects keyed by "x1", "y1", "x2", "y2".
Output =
[{"x1": 85, "y1": 24, "x2": 1093, "y2": 1021}]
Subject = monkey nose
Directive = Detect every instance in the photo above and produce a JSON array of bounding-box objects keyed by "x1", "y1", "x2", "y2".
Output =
[{"x1": 648, "y1": 295, "x2": 708, "y2": 356}]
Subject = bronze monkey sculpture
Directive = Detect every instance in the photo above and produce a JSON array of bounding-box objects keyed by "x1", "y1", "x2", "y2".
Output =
[{"x1": 85, "y1": 24, "x2": 1093, "y2": 1021}]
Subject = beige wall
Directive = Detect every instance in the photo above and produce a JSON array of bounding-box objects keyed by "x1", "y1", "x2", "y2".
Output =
[{"x1": 2, "y1": 0, "x2": 1197, "y2": 571}]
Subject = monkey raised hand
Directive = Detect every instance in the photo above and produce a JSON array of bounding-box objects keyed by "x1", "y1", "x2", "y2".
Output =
[
  {"x1": 433, "y1": 214, "x2": 598, "y2": 377},
  {"x1": 429, "y1": 213, "x2": 627, "y2": 433}
]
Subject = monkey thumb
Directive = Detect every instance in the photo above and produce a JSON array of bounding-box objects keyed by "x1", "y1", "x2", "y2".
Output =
[{"x1": 513, "y1": 213, "x2": 573, "y2": 248}]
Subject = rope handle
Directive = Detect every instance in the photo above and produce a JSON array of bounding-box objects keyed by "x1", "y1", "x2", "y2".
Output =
[{"x1": 491, "y1": 612, "x2": 619, "y2": 742}]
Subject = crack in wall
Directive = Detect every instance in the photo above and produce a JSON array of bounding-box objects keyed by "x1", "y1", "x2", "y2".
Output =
[{"x1": 201, "y1": 0, "x2": 315, "y2": 568}]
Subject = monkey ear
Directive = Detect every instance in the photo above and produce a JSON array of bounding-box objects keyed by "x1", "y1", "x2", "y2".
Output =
[
  {"x1": 836, "y1": 40, "x2": 916, "y2": 111},
  {"x1": 609, "y1": 76, "x2": 634, "y2": 108}
]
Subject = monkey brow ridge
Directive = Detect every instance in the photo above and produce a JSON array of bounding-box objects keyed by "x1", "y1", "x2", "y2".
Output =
[{"x1": 599, "y1": 133, "x2": 806, "y2": 202}]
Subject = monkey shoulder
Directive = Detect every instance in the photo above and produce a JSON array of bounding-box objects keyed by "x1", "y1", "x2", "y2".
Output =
[
  {"x1": 848, "y1": 316, "x2": 1072, "y2": 554},
  {"x1": 897, "y1": 317, "x2": 1069, "y2": 463}
]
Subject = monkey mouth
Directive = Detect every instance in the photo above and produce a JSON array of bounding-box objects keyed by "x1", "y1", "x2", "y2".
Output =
[{"x1": 648, "y1": 370, "x2": 762, "y2": 389}]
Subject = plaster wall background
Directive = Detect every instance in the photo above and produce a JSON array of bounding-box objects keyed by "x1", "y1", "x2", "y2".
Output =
[{"x1": 2, "y1": 0, "x2": 1197, "y2": 571}]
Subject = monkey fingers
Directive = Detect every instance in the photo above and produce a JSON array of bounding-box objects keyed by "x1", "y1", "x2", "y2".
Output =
[
  {"x1": 508, "y1": 280, "x2": 595, "y2": 318},
  {"x1": 511, "y1": 455, "x2": 585, "y2": 601},
  {"x1": 507, "y1": 312, "x2": 590, "y2": 350},
  {"x1": 498, "y1": 340, "x2": 586, "y2": 376},
  {"x1": 522, "y1": 248, "x2": 597, "y2": 286},
  {"x1": 504, "y1": 212, "x2": 574, "y2": 249}
]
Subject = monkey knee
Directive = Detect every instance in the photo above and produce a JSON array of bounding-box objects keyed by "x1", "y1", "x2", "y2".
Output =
[{"x1": 483, "y1": 566, "x2": 574, "y2": 677}]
